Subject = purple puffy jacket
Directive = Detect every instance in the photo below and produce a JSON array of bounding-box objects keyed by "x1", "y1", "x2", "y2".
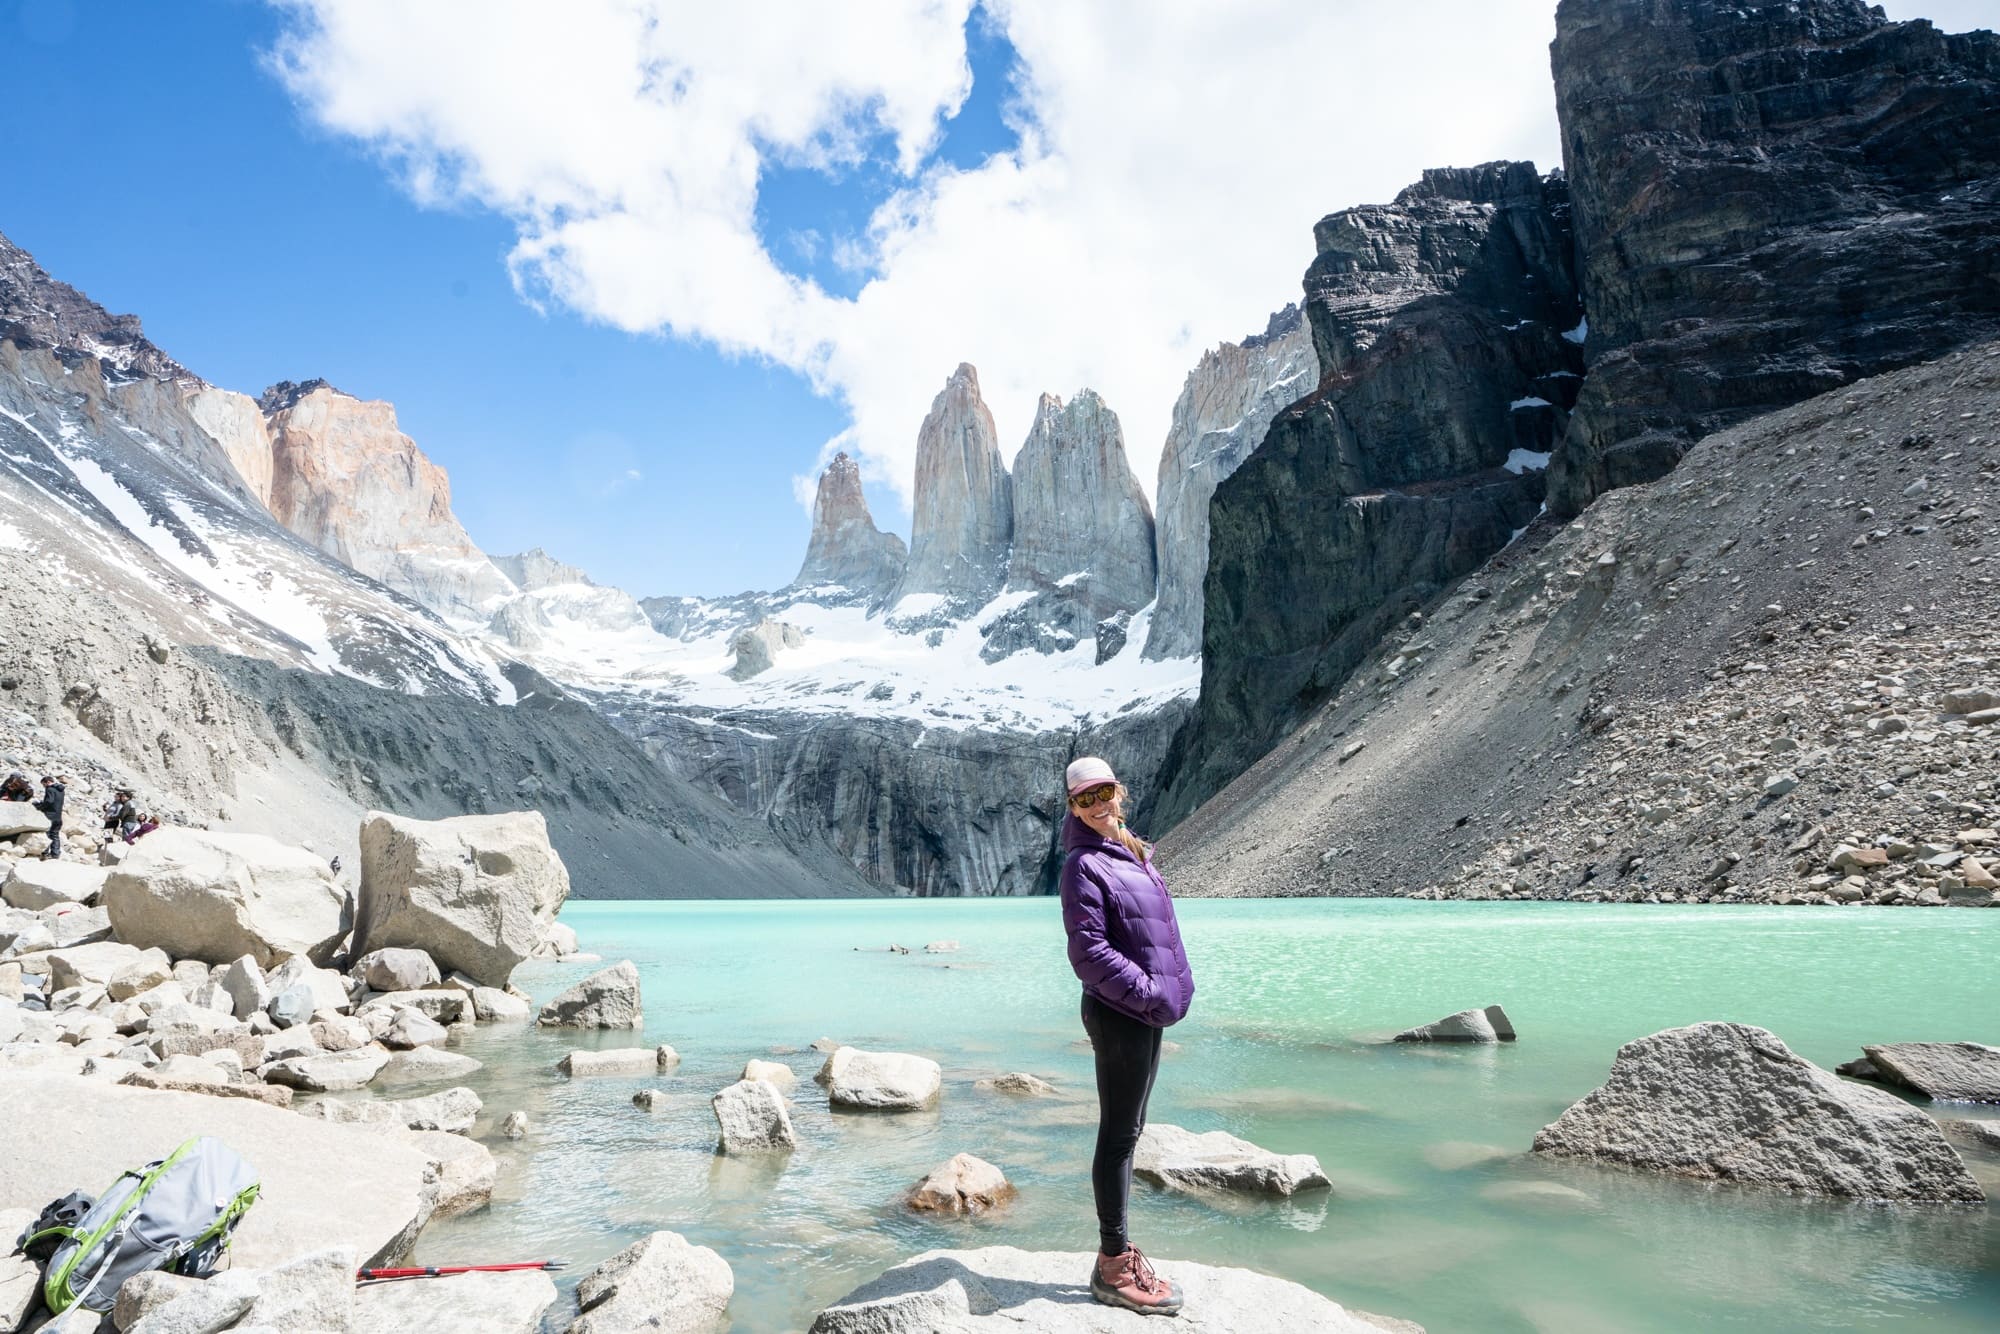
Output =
[{"x1": 1058, "y1": 813, "x2": 1195, "y2": 1027}]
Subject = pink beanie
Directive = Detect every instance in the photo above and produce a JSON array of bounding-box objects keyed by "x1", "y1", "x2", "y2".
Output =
[{"x1": 1065, "y1": 756, "x2": 1118, "y2": 795}]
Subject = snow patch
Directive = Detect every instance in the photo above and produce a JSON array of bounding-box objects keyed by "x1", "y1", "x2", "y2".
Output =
[
  {"x1": 1510, "y1": 397, "x2": 1553, "y2": 410},
  {"x1": 1504, "y1": 449, "x2": 1552, "y2": 475},
  {"x1": 1562, "y1": 317, "x2": 1589, "y2": 345}
]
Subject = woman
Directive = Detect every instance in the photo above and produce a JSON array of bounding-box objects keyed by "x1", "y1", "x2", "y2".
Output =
[{"x1": 1058, "y1": 755, "x2": 1195, "y2": 1316}]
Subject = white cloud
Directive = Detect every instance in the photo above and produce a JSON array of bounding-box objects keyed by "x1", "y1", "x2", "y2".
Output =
[{"x1": 268, "y1": 0, "x2": 1566, "y2": 517}]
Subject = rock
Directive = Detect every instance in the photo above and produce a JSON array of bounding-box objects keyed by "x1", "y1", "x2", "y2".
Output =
[
  {"x1": 1940, "y1": 1119, "x2": 2000, "y2": 1152},
  {"x1": 1860, "y1": 1043, "x2": 2000, "y2": 1102},
  {"x1": 299, "y1": 1086, "x2": 482, "y2": 1135},
  {"x1": 1829, "y1": 845, "x2": 1890, "y2": 872},
  {"x1": 113, "y1": 1270, "x2": 205, "y2": 1333},
  {"x1": 822, "y1": 1047, "x2": 942, "y2": 1111},
  {"x1": 2, "y1": 860, "x2": 107, "y2": 911},
  {"x1": 1763, "y1": 774, "x2": 1799, "y2": 798},
  {"x1": 570, "y1": 1230, "x2": 734, "y2": 1334},
  {"x1": 238, "y1": 1246, "x2": 356, "y2": 1331},
  {"x1": 0, "y1": 1073, "x2": 431, "y2": 1268},
  {"x1": 106, "y1": 950, "x2": 172, "y2": 1002},
  {"x1": 534, "y1": 921, "x2": 579, "y2": 960},
  {"x1": 266, "y1": 956, "x2": 352, "y2": 1017},
  {"x1": 262, "y1": 1045, "x2": 391, "y2": 1092},
  {"x1": 265, "y1": 983, "x2": 314, "y2": 1029},
  {"x1": 1147, "y1": 305, "x2": 1317, "y2": 661},
  {"x1": 1004, "y1": 389, "x2": 1157, "y2": 618},
  {"x1": 0, "y1": 806, "x2": 49, "y2": 839},
  {"x1": 0, "y1": 1206, "x2": 38, "y2": 1332},
  {"x1": 1133, "y1": 1123, "x2": 1331, "y2": 1197},
  {"x1": 500, "y1": 1110, "x2": 528, "y2": 1139},
  {"x1": 711, "y1": 1078, "x2": 797, "y2": 1154},
  {"x1": 379, "y1": 1007, "x2": 449, "y2": 1050},
  {"x1": 101, "y1": 829, "x2": 346, "y2": 968},
  {"x1": 974, "y1": 1073, "x2": 1057, "y2": 1096},
  {"x1": 632, "y1": 1088, "x2": 669, "y2": 1112},
  {"x1": 1422, "y1": 1141, "x2": 1513, "y2": 1172},
  {"x1": 1393, "y1": 1004, "x2": 1516, "y2": 1043},
  {"x1": 740, "y1": 1058, "x2": 795, "y2": 1089},
  {"x1": 358, "y1": 989, "x2": 465, "y2": 1025},
  {"x1": 789, "y1": 451, "x2": 908, "y2": 606},
  {"x1": 351, "y1": 1270, "x2": 555, "y2": 1334},
  {"x1": 375, "y1": 1046, "x2": 482, "y2": 1086},
  {"x1": 907, "y1": 1153, "x2": 1014, "y2": 1213},
  {"x1": 808, "y1": 1246, "x2": 1413, "y2": 1333},
  {"x1": 217, "y1": 954, "x2": 271, "y2": 1021},
  {"x1": 536, "y1": 961, "x2": 642, "y2": 1029},
  {"x1": 559, "y1": 1046, "x2": 675, "y2": 1077},
  {"x1": 399, "y1": 1129, "x2": 496, "y2": 1219},
  {"x1": 1545, "y1": 0, "x2": 2000, "y2": 518},
  {"x1": 1478, "y1": 1180, "x2": 1595, "y2": 1210},
  {"x1": 893, "y1": 363, "x2": 1013, "y2": 612},
  {"x1": 46, "y1": 941, "x2": 143, "y2": 993},
  {"x1": 47, "y1": 905, "x2": 112, "y2": 949},
  {"x1": 725, "y1": 618, "x2": 805, "y2": 682},
  {"x1": 311, "y1": 1014, "x2": 372, "y2": 1053},
  {"x1": 471, "y1": 986, "x2": 530, "y2": 1022},
  {"x1": 354, "y1": 947, "x2": 441, "y2": 993},
  {"x1": 1943, "y1": 688, "x2": 2000, "y2": 715},
  {"x1": 1532, "y1": 1023, "x2": 1983, "y2": 1201},
  {"x1": 126, "y1": 1266, "x2": 262, "y2": 1333},
  {"x1": 352, "y1": 810, "x2": 570, "y2": 989}
]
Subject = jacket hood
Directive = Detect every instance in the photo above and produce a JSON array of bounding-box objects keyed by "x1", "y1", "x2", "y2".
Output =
[{"x1": 1062, "y1": 812, "x2": 1140, "y2": 860}]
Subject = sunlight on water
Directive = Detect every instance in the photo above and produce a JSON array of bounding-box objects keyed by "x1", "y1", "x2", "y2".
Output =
[{"x1": 405, "y1": 899, "x2": 2000, "y2": 1332}]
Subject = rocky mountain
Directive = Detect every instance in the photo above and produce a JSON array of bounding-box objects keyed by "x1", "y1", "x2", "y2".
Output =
[
  {"x1": 1547, "y1": 0, "x2": 2000, "y2": 517},
  {"x1": 0, "y1": 230, "x2": 194, "y2": 384},
  {"x1": 1144, "y1": 305, "x2": 1317, "y2": 661},
  {"x1": 1154, "y1": 162, "x2": 1582, "y2": 824},
  {"x1": 789, "y1": 451, "x2": 907, "y2": 605},
  {"x1": 1006, "y1": 390, "x2": 1156, "y2": 615},
  {"x1": 1159, "y1": 340, "x2": 2000, "y2": 909},
  {"x1": 493, "y1": 547, "x2": 593, "y2": 591},
  {"x1": 893, "y1": 363, "x2": 1013, "y2": 615}
]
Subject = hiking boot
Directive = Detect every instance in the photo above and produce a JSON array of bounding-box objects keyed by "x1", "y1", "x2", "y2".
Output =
[{"x1": 1091, "y1": 1245, "x2": 1183, "y2": 1315}]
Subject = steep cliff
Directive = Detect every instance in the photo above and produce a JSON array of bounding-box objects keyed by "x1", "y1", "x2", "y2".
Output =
[
  {"x1": 1547, "y1": 0, "x2": 2000, "y2": 516},
  {"x1": 1144, "y1": 305, "x2": 1318, "y2": 661},
  {"x1": 790, "y1": 451, "x2": 907, "y2": 605},
  {"x1": 257, "y1": 383, "x2": 517, "y2": 621},
  {"x1": 0, "y1": 229, "x2": 194, "y2": 385},
  {"x1": 893, "y1": 363, "x2": 1012, "y2": 615},
  {"x1": 1006, "y1": 389, "x2": 1157, "y2": 616},
  {"x1": 1154, "y1": 163, "x2": 1581, "y2": 824},
  {"x1": 492, "y1": 547, "x2": 593, "y2": 591}
]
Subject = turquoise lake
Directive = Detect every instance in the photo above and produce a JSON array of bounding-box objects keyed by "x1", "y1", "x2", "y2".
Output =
[{"x1": 410, "y1": 899, "x2": 2000, "y2": 1332}]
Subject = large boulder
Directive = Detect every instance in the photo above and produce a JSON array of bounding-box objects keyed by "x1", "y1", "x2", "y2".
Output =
[
  {"x1": 0, "y1": 1206, "x2": 36, "y2": 1331},
  {"x1": 1133, "y1": 1124, "x2": 1331, "y2": 1197},
  {"x1": 101, "y1": 828, "x2": 346, "y2": 968},
  {"x1": 353, "y1": 810, "x2": 570, "y2": 989},
  {"x1": 399, "y1": 1128, "x2": 496, "y2": 1219},
  {"x1": 821, "y1": 1047, "x2": 942, "y2": 1111},
  {"x1": 352, "y1": 1270, "x2": 555, "y2": 1334},
  {"x1": 1393, "y1": 1005, "x2": 1516, "y2": 1043},
  {"x1": 809, "y1": 1246, "x2": 1419, "y2": 1333},
  {"x1": 1532, "y1": 1023, "x2": 1983, "y2": 1201},
  {"x1": 712, "y1": 1078, "x2": 796, "y2": 1154},
  {"x1": 0, "y1": 806, "x2": 48, "y2": 839},
  {"x1": 2, "y1": 860, "x2": 107, "y2": 911},
  {"x1": 354, "y1": 947, "x2": 442, "y2": 993},
  {"x1": 45, "y1": 941, "x2": 143, "y2": 993},
  {"x1": 560, "y1": 1046, "x2": 675, "y2": 1077},
  {"x1": 537, "y1": 961, "x2": 642, "y2": 1029},
  {"x1": 1860, "y1": 1043, "x2": 2000, "y2": 1103},
  {"x1": 0, "y1": 1073, "x2": 431, "y2": 1267},
  {"x1": 907, "y1": 1153, "x2": 1014, "y2": 1214},
  {"x1": 299, "y1": 1086, "x2": 482, "y2": 1135},
  {"x1": 569, "y1": 1230, "x2": 733, "y2": 1334},
  {"x1": 262, "y1": 1045, "x2": 392, "y2": 1092}
]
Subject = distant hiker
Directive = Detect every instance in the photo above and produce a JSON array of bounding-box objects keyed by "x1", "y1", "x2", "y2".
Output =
[
  {"x1": 103, "y1": 790, "x2": 139, "y2": 840},
  {"x1": 0, "y1": 772, "x2": 32, "y2": 802},
  {"x1": 1058, "y1": 756, "x2": 1195, "y2": 1316},
  {"x1": 34, "y1": 775, "x2": 66, "y2": 860},
  {"x1": 329, "y1": 854, "x2": 341, "y2": 875}
]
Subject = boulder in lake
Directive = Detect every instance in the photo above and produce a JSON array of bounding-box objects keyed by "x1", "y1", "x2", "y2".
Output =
[
  {"x1": 1393, "y1": 1005, "x2": 1516, "y2": 1043},
  {"x1": 975, "y1": 1072, "x2": 1057, "y2": 1096},
  {"x1": 1532, "y1": 1022, "x2": 1984, "y2": 1201},
  {"x1": 472, "y1": 986, "x2": 531, "y2": 1022},
  {"x1": 741, "y1": 1058, "x2": 796, "y2": 1089},
  {"x1": 822, "y1": 1047, "x2": 942, "y2": 1111},
  {"x1": 298, "y1": 1086, "x2": 482, "y2": 1135},
  {"x1": 101, "y1": 829, "x2": 346, "y2": 968},
  {"x1": 536, "y1": 961, "x2": 642, "y2": 1029},
  {"x1": 570, "y1": 1230, "x2": 734, "y2": 1334},
  {"x1": 1134, "y1": 1124, "x2": 1331, "y2": 1197},
  {"x1": 375, "y1": 1046, "x2": 482, "y2": 1086},
  {"x1": 1860, "y1": 1043, "x2": 2000, "y2": 1103},
  {"x1": 353, "y1": 810, "x2": 570, "y2": 989},
  {"x1": 808, "y1": 1245, "x2": 1418, "y2": 1333},
  {"x1": 712, "y1": 1078, "x2": 797, "y2": 1153},
  {"x1": 1940, "y1": 1120, "x2": 2000, "y2": 1152},
  {"x1": 559, "y1": 1046, "x2": 675, "y2": 1077},
  {"x1": 907, "y1": 1153, "x2": 1014, "y2": 1213}
]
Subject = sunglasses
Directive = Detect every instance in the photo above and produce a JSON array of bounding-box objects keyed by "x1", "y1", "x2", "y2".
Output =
[{"x1": 1070, "y1": 783, "x2": 1118, "y2": 808}]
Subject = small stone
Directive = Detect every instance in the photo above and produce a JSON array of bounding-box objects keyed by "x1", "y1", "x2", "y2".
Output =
[
  {"x1": 501, "y1": 1110, "x2": 529, "y2": 1139},
  {"x1": 906, "y1": 1153, "x2": 1015, "y2": 1213}
]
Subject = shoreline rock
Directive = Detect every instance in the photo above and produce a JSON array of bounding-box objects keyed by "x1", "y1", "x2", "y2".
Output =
[{"x1": 1133, "y1": 1123, "x2": 1331, "y2": 1198}]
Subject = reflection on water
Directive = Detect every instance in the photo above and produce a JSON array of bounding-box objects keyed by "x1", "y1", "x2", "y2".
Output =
[{"x1": 410, "y1": 898, "x2": 2000, "y2": 1333}]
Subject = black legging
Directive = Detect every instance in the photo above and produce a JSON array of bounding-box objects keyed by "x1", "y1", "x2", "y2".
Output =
[{"x1": 1081, "y1": 991, "x2": 1162, "y2": 1256}]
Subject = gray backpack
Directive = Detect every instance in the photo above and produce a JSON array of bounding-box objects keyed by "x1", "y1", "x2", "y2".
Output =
[{"x1": 19, "y1": 1136, "x2": 260, "y2": 1314}]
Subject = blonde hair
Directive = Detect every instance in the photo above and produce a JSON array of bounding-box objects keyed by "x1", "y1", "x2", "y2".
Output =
[{"x1": 1072, "y1": 781, "x2": 1151, "y2": 863}]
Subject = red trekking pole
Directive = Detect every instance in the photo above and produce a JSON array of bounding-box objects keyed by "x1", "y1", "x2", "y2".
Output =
[{"x1": 356, "y1": 1260, "x2": 568, "y2": 1282}]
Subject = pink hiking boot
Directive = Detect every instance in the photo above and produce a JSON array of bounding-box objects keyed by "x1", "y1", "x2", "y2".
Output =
[{"x1": 1090, "y1": 1245, "x2": 1184, "y2": 1316}]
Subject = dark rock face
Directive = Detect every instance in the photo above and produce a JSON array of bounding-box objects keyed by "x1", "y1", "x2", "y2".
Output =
[
  {"x1": 895, "y1": 364, "x2": 1013, "y2": 612},
  {"x1": 257, "y1": 378, "x2": 344, "y2": 415},
  {"x1": 1154, "y1": 163, "x2": 1579, "y2": 824},
  {"x1": 0, "y1": 229, "x2": 195, "y2": 384},
  {"x1": 791, "y1": 452, "x2": 907, "y2": 605},
  {"x1": 1005, "y1": 389, "x2": 1157, "y2": 617},
  {"x1": 1547, "y1": 0, "x2": 2000, "y2": 516}
]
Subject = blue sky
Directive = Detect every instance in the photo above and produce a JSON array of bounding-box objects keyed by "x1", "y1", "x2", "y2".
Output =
[{"x1": 5, "y1": 0, "x2": 1985, "y2": 599}]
